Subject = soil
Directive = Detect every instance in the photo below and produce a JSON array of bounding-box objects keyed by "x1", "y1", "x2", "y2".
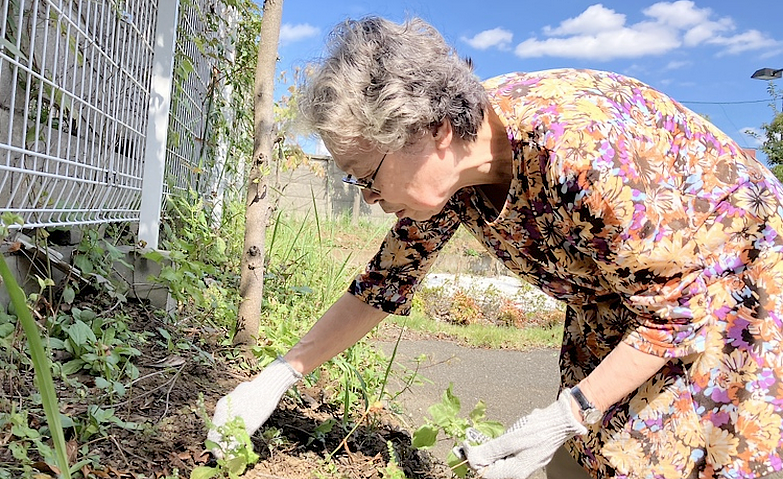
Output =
[{"x1": 1, "y1": 298, "x2": 453, "y2": 479}]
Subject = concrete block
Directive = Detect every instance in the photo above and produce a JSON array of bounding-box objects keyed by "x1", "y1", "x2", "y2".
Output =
[
  {"x1": 112, "y1": 246, "x2": 175, "y2": 313},
  {"x1": 0, "y1": 249, "x2": 39, "y2": 310}
]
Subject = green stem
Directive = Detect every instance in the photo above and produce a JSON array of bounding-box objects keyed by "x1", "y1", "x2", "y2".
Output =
[{"x1": 0, "y1": 254, "x2": 71, "y2": 479}]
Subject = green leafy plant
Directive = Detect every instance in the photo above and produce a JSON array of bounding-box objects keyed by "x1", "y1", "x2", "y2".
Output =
[
  {"x1": 193, "y1": 402, "x2": 259, "y2": 479},
  {"x1": 744, "y1": 82, "x2": 783, "y2": 183},
  {"x1": 382, "y1": 440, "x2": 409, "y2": 479},
  {"x1": 412, "y1": 384, "x2": 505, "y2": 477},
  {"x1": 70, "y1": 406, "x2": 142, "y2": 443},
  {"x1": 148, "y1": 190, "x2": 241, "y2": 335},
  {"x1": 73, "y1": 226, "x2": 131, "y2": 299},
  {"x1": 53, "y1": 309, "x2": 141, "y2": 381},
  {"x1": 1, "y1": 407, "x2": 57, "y2": 477}
]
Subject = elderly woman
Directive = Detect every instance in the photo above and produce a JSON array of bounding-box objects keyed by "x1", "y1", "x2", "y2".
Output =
[{"x1": 210, "y1": 16, "x2": 783, "y2": 479}]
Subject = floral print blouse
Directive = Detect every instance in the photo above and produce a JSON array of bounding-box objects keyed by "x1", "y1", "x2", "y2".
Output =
[{"x1": 349, "y1": 69, "x2": 783, "y2": 478}]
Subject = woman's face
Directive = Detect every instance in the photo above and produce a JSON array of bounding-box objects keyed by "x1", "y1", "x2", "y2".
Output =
[{"x1": 332, "y1": 132, "x2": 459, "y2": 222}]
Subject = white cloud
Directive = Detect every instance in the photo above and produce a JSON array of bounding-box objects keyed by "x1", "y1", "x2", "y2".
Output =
[
  {"x1": 664, "y1": 60, "x2": 690, "y2": 70},
  {"x1": 517, "y1": 22, "x2": 680, "y2": 60},
  {"x1": 461, "y1": 28, "x2": 513, "y2": 50},
  {"x1": 280, "y1": 23, "x2": 320, "y2": 45},
  {"x1": 542, "y1": 5, "x2": 626, "y2": 36},
  {"x1": 643, "y1": 0, "x2": 710, "y2": 28},
  {"x1": 707, "y1": 29, "x2": 780, "y2": 55},
  {"x1": 510, "y1": 1, "x2": 780, "y2": 61}
]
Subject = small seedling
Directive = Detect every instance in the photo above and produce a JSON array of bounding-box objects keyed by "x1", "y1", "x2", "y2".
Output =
[
  {"x1": 412, "y1": 384, "x2": 504, "y2": 477},
  {"x1": 193, "y1": 415, "x2": 259, "y2": 479}
]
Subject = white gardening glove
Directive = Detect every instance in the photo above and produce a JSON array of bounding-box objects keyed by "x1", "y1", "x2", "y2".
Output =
[
  {"x1": 207, "y1": 356, "x2": 302, "y2": 455},
  {"x1": 456, "y1": 389, "x2": 588, "y2": 479}
]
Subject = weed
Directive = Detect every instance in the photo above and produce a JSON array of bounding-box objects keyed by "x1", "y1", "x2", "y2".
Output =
[
  {"x1": 195, "y1": 396, "x2": 260, "y2": 479},
  {"x1": 0, "y1": 214, "x2": 72, "y2": 479},
  {"x1": 49, "y1": 309, "x2": 142, "y2": 387},
  {"x1": 415, "y1": 274, "x2": 566, "y2": 332},
  {"x1": 72, "y1": 225, "x2": 132, "y2": 303},
  {"x1": 149, "y1": 190, "x2": 242, "y2": 334},
  {"x1": 382, "y1": 440, "x2": 409, "y2": 479},
  {"x1": 412, "y1": 383, "x2": 505, "y2": 477},
  {"x1": 0, "y1": 407, "x2": 57, "y2": 476},
  {"x1": 72, "y1": 405, "x2": 142, "y2": 442}
]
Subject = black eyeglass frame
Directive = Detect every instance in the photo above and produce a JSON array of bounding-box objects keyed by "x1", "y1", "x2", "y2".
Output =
[{"x1": 342, "y1": 153, "x2": 387, "y2": 195}]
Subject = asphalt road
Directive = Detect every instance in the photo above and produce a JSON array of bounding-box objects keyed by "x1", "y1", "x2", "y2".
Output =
[{"x1": 377, "y1": 339, "x2": 783, "y2": 479}]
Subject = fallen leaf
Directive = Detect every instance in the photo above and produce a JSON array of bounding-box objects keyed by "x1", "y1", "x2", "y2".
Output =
[
  {"x1": 67, "y1": 439, "x2": 79, "y2": 463},
  {"x1": 31, "y1": 462, "x2": 58, "y2": 477}
]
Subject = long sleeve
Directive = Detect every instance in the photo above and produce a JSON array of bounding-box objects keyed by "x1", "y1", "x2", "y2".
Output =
[{"x1": 350, "y1": 201, "x2": 462, "y2": 315}]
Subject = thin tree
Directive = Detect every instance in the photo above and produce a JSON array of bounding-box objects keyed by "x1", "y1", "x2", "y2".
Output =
[
  {"x1": 746, "y1": 82, "x2": 783, "y2": 183},
  {"x1": 234, "y1": 0, "x2": 284, "y2": 345}
]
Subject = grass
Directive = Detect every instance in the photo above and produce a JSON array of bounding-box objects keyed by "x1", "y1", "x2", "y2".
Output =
[{"x1": 385, "y1": 311, "x2": 563, "y2": 350}]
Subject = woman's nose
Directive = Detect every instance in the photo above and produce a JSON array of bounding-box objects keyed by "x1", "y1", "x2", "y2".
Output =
[{"x1": 362, "y1": 188, "x2": 380, "y2": 204}]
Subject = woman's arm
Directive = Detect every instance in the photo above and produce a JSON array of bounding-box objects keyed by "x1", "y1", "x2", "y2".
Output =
[
  {"x1": 574, "y1": 341, "x2": 668, "y2": 418},
  {"x1": 284, "y1": 292, "x2": 389, "y2": 375}
]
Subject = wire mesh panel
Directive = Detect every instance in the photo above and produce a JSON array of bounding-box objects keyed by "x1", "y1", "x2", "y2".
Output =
[
  {"x1": 0, "y1": 0, "x2": 157, "y2": 228},
  {"x1": 0, "y1": 0, "x2": 224, "y2": 231},
  {"x1": 164, "y1": 0, "x2": 218, "y2": 198}
]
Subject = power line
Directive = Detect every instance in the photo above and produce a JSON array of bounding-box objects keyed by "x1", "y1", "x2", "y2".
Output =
[{"x1": 680, "y1": 99, "x2": 770, "y2": 105}]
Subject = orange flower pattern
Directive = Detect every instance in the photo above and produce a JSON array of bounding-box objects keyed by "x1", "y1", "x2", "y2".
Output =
[{"x1": 350, "y1": 69, "x2": 783, "y2": 478}]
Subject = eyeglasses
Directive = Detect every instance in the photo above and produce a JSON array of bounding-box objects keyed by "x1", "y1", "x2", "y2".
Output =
[{"x1": 342, "y1": 153, "x2": 387, "y2": 195}]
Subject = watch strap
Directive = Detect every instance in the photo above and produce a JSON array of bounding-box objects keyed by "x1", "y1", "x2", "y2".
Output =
[
  {"x1": 570, "y1": 385, "x2": 603, "y2": 425},
  {"x1": 571, "y1": 385, "x2": 593, "y2": 410}
]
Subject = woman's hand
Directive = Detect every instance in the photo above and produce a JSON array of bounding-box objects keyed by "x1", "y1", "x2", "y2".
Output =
[
  {"x1": 207, "y1": 357, "x2": 301, "y2": 456},
  {"x1": 456, "y1": 390, "x2": 587, "y2": 479}
]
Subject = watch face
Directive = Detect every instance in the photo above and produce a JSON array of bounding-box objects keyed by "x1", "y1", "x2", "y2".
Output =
[{"x1": 584, "y1": 409, "x2": 603, "y2": 425}]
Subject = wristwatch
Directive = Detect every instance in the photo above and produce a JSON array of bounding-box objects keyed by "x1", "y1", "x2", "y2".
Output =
[{"x1": 570, "y1": 385, "x2": 603, "y2": 425}]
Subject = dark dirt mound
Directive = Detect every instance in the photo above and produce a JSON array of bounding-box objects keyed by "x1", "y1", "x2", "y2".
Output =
[{"x1": 246, "y1": 398, "x2": 450, "y2": 479}]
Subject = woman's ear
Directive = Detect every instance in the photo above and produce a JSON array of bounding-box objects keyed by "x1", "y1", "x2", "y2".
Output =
[{"x1": 431, "y1": 120, "x2": 453, "y2": 150}]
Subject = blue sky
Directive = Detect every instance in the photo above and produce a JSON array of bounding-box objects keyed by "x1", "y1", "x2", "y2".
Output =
[{"x1": 275, "y1": 0, "x2": 783, "y2": 161}]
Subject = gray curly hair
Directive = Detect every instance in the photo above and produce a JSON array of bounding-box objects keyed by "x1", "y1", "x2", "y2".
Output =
[{"x1": 298, "y1": 16, "x2": 488, "y2": 155}]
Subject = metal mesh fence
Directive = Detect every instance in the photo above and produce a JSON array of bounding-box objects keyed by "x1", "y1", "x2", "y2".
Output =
[
  {"x1": 165, "y1": 0, "x2": 215, "y2": 197},
  {"x1": 0, "y1": 0, "x2": 222, "y2": 230}
]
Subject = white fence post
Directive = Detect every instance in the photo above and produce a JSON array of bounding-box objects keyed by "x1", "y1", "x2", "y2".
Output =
[
  {"x1": 211, "y1": 2, "x2": 238, "y2": 226},
  {"x1": 138, "y1": 1, "x2": 180, "y2": 249}
]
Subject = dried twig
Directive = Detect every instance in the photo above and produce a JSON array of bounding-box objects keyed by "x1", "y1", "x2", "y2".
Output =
[
  {"x1": 108, "y1": 434, "x2": 130, "y2": 467},
  {"x1": 160, "y1": 362, "x2": 186, "y2": 419},
  {"x1": 326, "y1": 402, "x2": 382, "y2": 461},
  {"x1": 254, "y1": 473, "x2": 293, "y2": 479},
  {"x1": 110, "y1": 364, "x2": 186, "y2": 409}
]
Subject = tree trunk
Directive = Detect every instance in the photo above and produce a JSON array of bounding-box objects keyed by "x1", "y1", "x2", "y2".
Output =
[{"x1": 234, "y1": 0, "x2": 284, "y2": 345}]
